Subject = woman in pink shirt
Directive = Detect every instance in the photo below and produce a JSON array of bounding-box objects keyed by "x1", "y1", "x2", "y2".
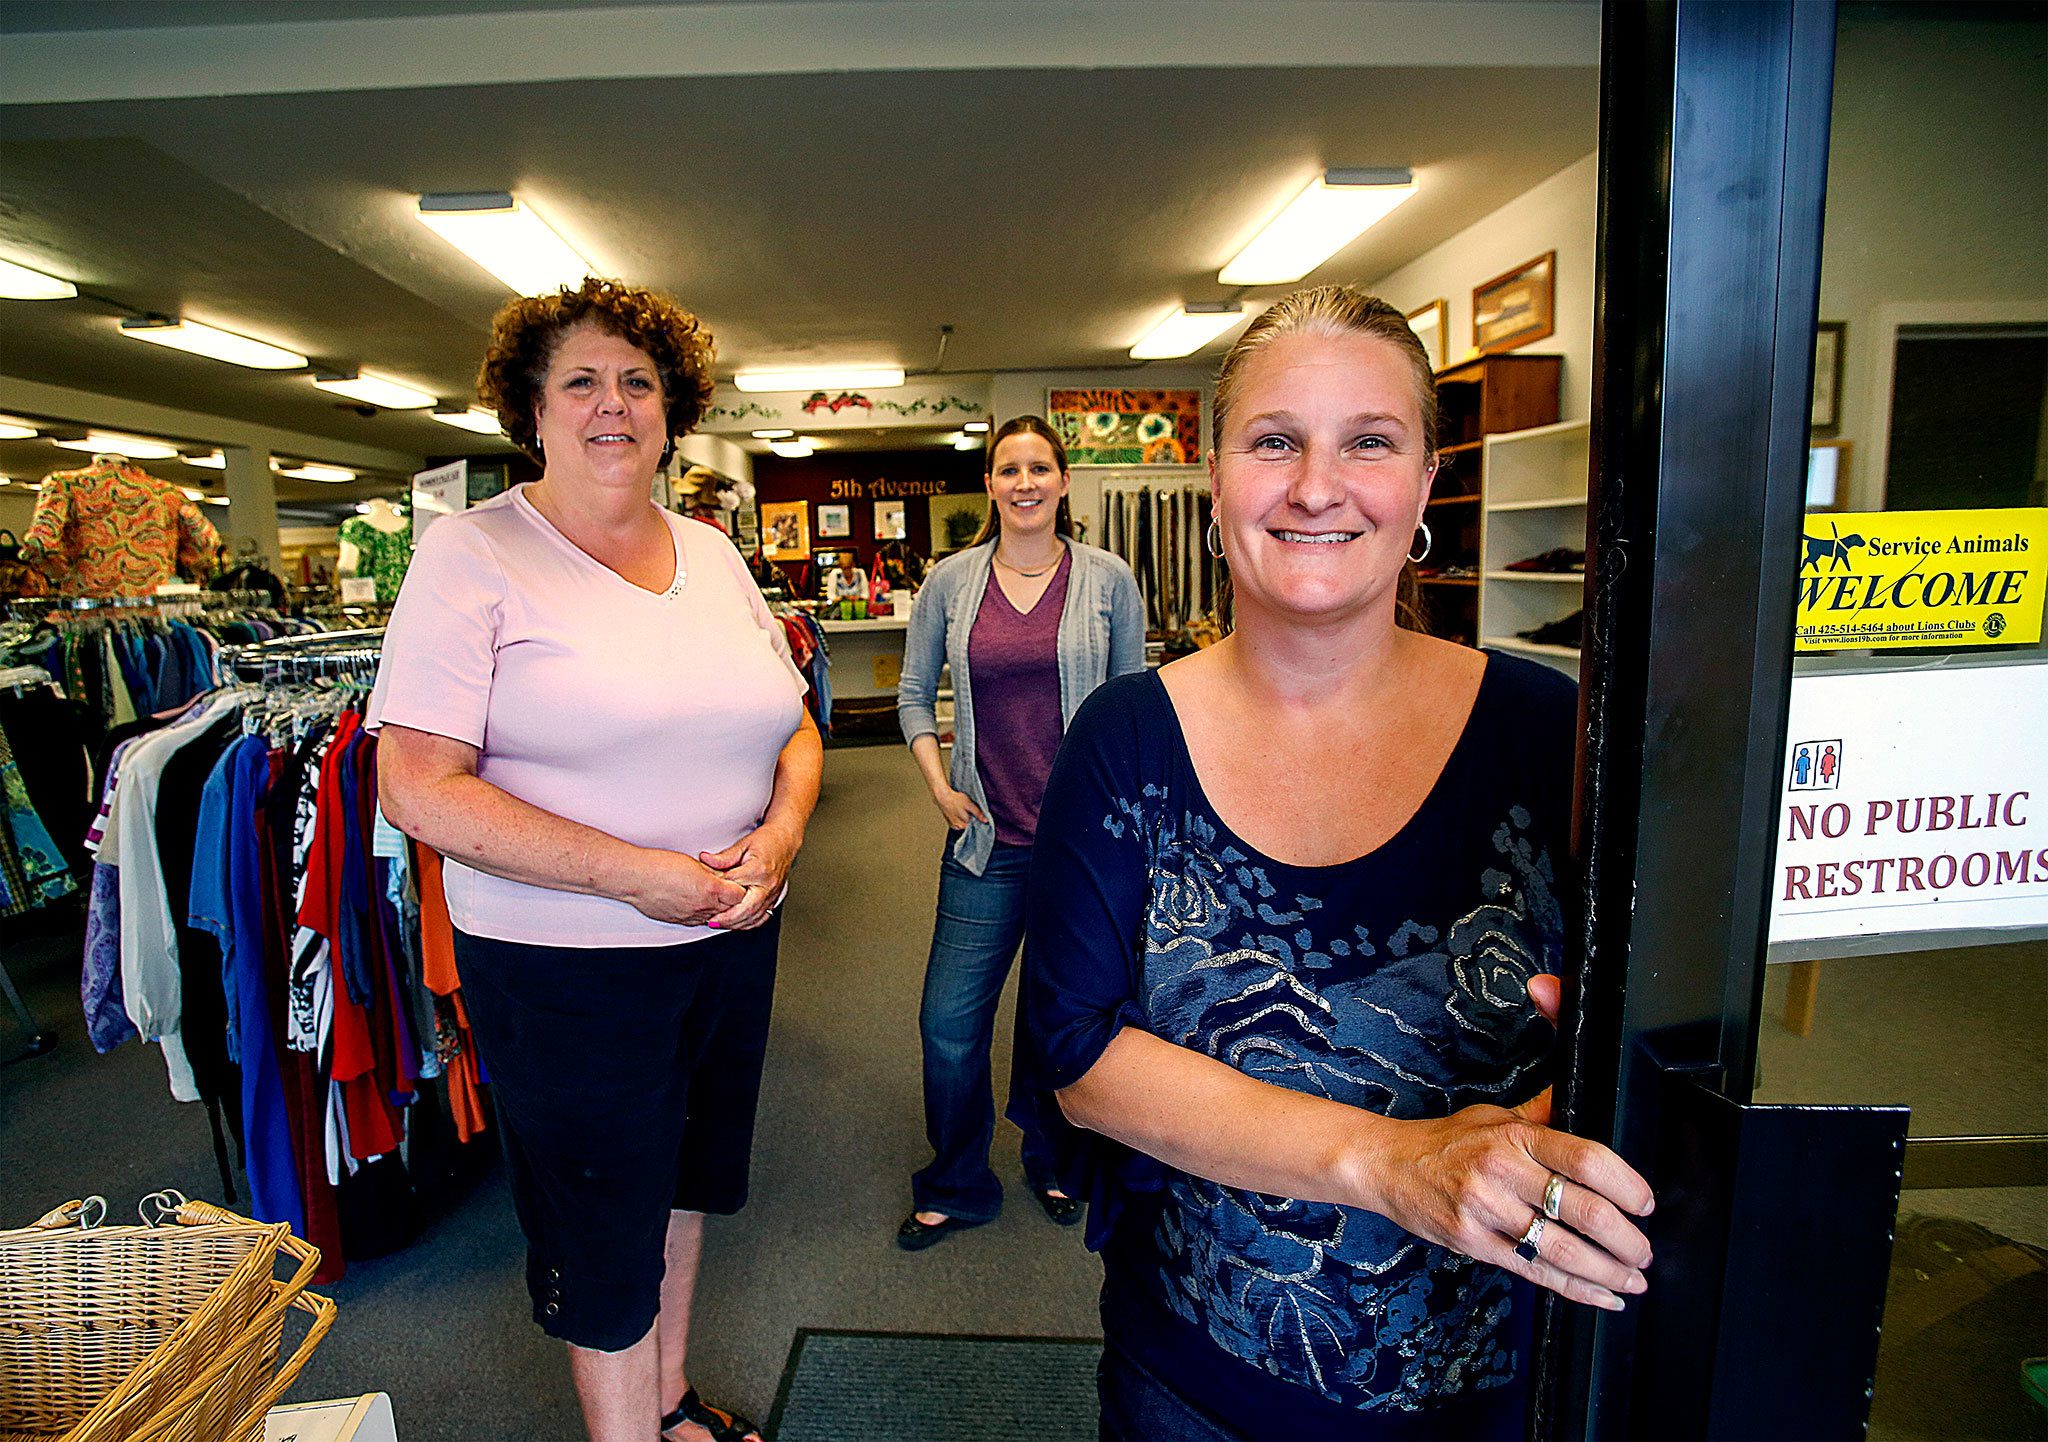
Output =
[{"x1": 373, "y1": 278, "x2": 819, "y2": 1442}]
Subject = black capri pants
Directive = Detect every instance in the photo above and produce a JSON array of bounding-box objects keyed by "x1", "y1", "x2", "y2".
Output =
[{"x1": 453, "y1": 916, "x2": 781, "y2": 1352}]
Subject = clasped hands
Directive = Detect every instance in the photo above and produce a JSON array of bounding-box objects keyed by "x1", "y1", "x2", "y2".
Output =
[
  {"x1": 624, "y1": 820, "x2": 801, "y2": 931},
  {"x1": 1361, "y1": 974, "x2": 1656, "y2": 1312}
]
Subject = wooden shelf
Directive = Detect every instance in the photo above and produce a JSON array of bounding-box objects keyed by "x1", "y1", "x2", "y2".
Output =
[
  {"x1": 1427, "y1": 494, "x2": 1480, "y2": 508},
  {"x1": 1488, "y1": 495, "x2": 1586, "y2": 513},
  {"x1": 1484, "y1": 570, "x2": 1584, "y2": 583},
  {"x1": 1485, "y1": 635, "x2": 1581, "y2": 659},
  {"x1": 1439, "y1": 440, "x2": 1484, "y2": 455},
  {"x1": 1420, "y1": 576, "x2": 1479, "y2": 587}
]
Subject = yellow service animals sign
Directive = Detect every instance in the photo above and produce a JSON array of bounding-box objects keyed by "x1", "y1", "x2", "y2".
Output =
[{"x1": 1796, "y1": 508, "x2": 2048, "y2": 652}]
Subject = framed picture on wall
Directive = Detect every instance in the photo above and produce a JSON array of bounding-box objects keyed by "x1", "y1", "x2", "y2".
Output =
[
  {"x1": 817, "y1": 502, "x2": 851, "y2": 538},
  {"x1": 1473, "y1": 251, "x2": 1556, "y2": 354},
  {"x1": 760, "y1": 500, "x2": 810, "y2": 560},
  {"x1": 1811, "y1": 321, "x2": 1846, "y2": 433},
  {"x1": 1046, "y1": 387, "x2": 1203, "y2": 465},
  {"x1": 1405, "y1": 298, "x2": 1448, "y2": 371},
  {"x1": 874, "y1": 499, "x2": 907, "y2": 540}
]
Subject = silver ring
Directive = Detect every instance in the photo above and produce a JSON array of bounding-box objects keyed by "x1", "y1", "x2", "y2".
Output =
[
  {"x1": 1543, "y1": 1172, "x2": 1567, "y2": 1222},
  {"x1": 1514, "y1": 1214, "x2": 1547, "y2": 1263}
]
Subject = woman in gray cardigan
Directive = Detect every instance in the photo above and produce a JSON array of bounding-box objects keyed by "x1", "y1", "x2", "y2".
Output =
[{"x1": 894, "y1": 415, "x2": 1146, "y2": 1249}]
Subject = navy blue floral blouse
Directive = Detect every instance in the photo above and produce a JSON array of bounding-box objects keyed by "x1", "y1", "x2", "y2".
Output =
[{"x1": 1019, "y1": 653, "x2": 1577, "y2": 1434}]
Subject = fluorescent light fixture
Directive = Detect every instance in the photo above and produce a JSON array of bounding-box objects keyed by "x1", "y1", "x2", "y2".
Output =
[
  {"x1": 54, "y1": 431, "x2": 180, "y2": 460},
  {"x1": 312, "y1": 370, "x2": 436, "y2": 410},
  {"x1": 181, "y1": 450, "x2": 226, "y2": 469},
  {"x1": 767, "y1": 438, "x2": 816, "y2": 459},
  {"x1": 0, "y1": 416, "x2": 36, "y2": 441},
  {"x1": 279, "y1": 463, "x2": 356, "y2": 483},
  {"x1": 119, "y1": 315, "x2": 306, "y2": 370},
  {"x1": 416, "y1": 191, "x2": 592, "y2": 295},
  {"x1": 0, "y1": 258, "x2": 76, "y2": 300},
  {"x1": 751, "y1": 428, "x2": 795, "y2": 439},
  {"x1": 204, "y1": 496, "x2": 229, "y2": 507},
  {"x1": 1218, "y1": 168, "x2": 1417, "y2": 287},
  {"x1": 1130, "y1": 301, "x2": 1248, "y2": 360},
  {"x1": 962, "y1": 421, "x2": 989, "y2": 433},
  {"x1": 732, "y1": 367, "x2": 905, "y2": 394},
  {"x1": 952, "y1": 433, "x2": 982, "y2": 451},
  {"x1": 430, "y1": 406, "x2": 503, "y2": 435},
  {"x1": 181, "y1": 487, "x2": 206, "y2": 502}
]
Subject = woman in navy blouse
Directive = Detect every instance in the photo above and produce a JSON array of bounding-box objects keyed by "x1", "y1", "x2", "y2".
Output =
[{"x1": 1021, "y1": 287, "x2": 1656, "y2": 1440}]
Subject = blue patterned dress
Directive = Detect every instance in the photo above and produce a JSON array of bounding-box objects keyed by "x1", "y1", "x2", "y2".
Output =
[{"x1": 1021, "y1": 653, "x2": 1577, "y2": 1437}]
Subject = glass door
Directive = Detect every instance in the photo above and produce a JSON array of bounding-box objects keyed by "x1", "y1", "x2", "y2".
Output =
[{"x1": 1756, "y1": 5, "x2": 2047, "y2": 1438}]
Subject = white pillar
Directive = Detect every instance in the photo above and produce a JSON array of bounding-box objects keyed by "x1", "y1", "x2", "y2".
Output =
[{"x1": 221, "y1": 446, "x2": 281, "y2": 568}]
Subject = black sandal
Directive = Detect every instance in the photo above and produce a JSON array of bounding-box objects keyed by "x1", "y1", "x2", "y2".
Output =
[
  {"x1": 660, "y1": 1387, "x2": 759, "y2": 1442},
  {"x1": 1034, "y1": 1188, "x2": 1082, "y2": 1227}
]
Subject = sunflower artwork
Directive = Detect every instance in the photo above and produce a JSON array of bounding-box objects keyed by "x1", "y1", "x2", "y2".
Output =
[{"x1": 1047, "y1": 387, "x2": 1203, "y2": 466}]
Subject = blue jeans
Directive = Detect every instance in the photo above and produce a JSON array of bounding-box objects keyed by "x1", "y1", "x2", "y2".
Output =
[{"x1": 911, "y1": 841, "x2": 1057, "y2": 1221}]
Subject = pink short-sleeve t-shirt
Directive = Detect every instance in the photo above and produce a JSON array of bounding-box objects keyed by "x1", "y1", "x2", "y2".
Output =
[{"x1": 365, "y1": 485, "x2": 807, "y2": 948}]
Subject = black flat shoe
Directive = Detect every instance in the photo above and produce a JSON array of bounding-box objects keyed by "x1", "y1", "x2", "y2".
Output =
[
  {"x1": 895, "y1": 1210, "x2": 987, "y2": 1251},
  {"x1": 1034, "y1": 1189, "x2": 1083, "y2": 1226}
]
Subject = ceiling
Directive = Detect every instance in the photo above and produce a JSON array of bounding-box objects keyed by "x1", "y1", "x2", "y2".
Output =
[{"x1": 0, "y1": 1, "x2": 1600, "y2": 511}]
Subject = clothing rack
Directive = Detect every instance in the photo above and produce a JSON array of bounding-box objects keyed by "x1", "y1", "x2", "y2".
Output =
[{"x1": 223, "y1": 627, "x2": 385, "y2": 684}]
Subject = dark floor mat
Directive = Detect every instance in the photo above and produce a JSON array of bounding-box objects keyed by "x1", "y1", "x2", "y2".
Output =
[{"x1": 765, "y1": 1329, "x2": 1099, "y2": 1442}]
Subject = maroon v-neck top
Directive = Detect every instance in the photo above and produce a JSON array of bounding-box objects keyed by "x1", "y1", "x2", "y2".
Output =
[{"x1": 968, "y1": 548, "x2": 1073, "y2": 846}]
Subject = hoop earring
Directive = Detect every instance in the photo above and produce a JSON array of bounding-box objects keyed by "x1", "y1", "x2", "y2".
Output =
[
  {"x1": 1407, "y1": 522, "x2": 1432, "y2": 564},
  {"x1": 1205, "y1": 517, "x2": 1224, "y2": 559}
]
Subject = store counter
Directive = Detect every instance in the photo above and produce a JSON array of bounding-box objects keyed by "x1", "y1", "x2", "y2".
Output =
[{"x1": 819, "y1": 612, "x2": 912, "y2": 702}]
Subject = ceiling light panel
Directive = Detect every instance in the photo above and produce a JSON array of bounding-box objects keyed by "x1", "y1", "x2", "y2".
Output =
[
  {"x1": 279, "y1": 463, "x2": 357, "y2": 483},
  {"x1": 417, "y1": 192, "x2": 592, "y2": 295},
  {"x1": 430, "y1": 407, "x2": 504, "y2": 434},
  {"x1": 1218, "y1": 168, "x2": 1417, "y2": 287},
  {"x1": 733, "y1": 368, "x2": 906, "y2": 394},
  {"x1": 1130, "y1": 302, "x2": 1248, "y2": 360},
  {"x1": 54, "y1": 431, "x2": 180, "y2": 460},
  {"x1": 313, "y1": 371, "x2": 436, "y2": 410},
  {"x1": 120, "y1": 316, "x2": 307, "y2": 370},
  {"x1": 0, "y1": 258, "x2": 77, "y2": 300},
  {"x1": 767, "y1": 438, "x2": 816, "y2": 458},
  {"x1": 751, "y1": 428, "x2": 796, "y2": 439},
  {"x1": 181, "y1": 451, "x2": 226, "y2": 469},
  {"x1": 0, "y1": 417, "x2": 37, "y2": 441}
]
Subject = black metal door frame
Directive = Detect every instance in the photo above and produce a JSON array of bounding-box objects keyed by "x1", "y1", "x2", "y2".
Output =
[{"x1": 1536, "y1": 3, "x2": 1907, "y2": 1438}]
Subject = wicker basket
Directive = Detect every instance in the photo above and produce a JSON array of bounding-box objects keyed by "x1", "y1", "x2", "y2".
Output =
[{"x1": 0, "y1": 1195, "x2": 334, "y2": 1442}]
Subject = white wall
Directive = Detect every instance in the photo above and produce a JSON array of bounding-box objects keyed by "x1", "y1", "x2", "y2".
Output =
[
  {"x1": 990, "y1": 365, "x2": 1213, "y2": 540},
  {"x1": 1818, "y1": 7, "x2": 2048, "y2": 510},
  {"x1": 1366, "y1": 151, "x2": 1599, "y2": 424},
  {"x1": 674, "y1": 431, "x2": 754, "y2": 485},
  {"x1": 0, "y1": 487, "x2": 38, "y2": 539}
]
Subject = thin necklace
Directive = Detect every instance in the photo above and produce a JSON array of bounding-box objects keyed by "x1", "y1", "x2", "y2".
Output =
[{"x1": 997, "y1": 547, "x2": 1061, "y2": 578}]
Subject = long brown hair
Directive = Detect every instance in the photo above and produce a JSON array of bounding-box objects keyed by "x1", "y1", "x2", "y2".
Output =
[
  {"x1": 970, "y1": 415, "x2": 1076, "y2": 547},
  {"x1": 1209, "y1": 285, "x2": 1435, "y2": 632}
]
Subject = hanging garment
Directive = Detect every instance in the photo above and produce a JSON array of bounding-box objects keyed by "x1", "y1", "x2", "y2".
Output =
[
  {"x1": 336, "y1": 517, "x2": 415, "y2": 604},
  {"x1": 20, "y1": 460, "x2": 221, "y2": 597}
]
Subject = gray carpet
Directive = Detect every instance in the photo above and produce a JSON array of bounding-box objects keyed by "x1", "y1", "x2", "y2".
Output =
[
  {"x1": 764, "y1": 1330, "x2": 1098, "y2": 1442},
  {"x1": 0, "y1": 743, "x2": 1102, "y2": 1440}
]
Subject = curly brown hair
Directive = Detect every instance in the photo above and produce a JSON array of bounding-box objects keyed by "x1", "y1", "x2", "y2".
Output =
[{"x1": 477, "y1": 277, "x2": 717, "y2": 465}]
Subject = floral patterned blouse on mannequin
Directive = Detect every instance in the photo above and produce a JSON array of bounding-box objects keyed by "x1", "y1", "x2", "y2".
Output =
[
  {"x1": 337, "y1": 516, "x2": 415, "y2": 603},
  {"x1": 21, "y1": 461, "x2": 221, "y2": 597}
]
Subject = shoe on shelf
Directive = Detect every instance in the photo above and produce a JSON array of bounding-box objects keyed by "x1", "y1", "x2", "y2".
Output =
[
  {"x1": 895, "y1": 1210, "x2": 988, "y2": 1252},
  {"x1": 1517, "y1": 610, "x2": 1585, "y2": 648},
  {"x1": 1504, "y1": 546, "x2": 1587, "y2": 573},
  {"x1": 1034, "y1": 1188, "x2": 1082, "y2": 1227}
]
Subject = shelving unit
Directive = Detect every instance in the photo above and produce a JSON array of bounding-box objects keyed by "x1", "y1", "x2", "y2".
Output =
[
  {"x1": 1422, "y1": 354, "x2": 1562, "y2": 645},
  {"x1": 1476, "y1": 418, "x2": 1591, "y2": 675}
]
